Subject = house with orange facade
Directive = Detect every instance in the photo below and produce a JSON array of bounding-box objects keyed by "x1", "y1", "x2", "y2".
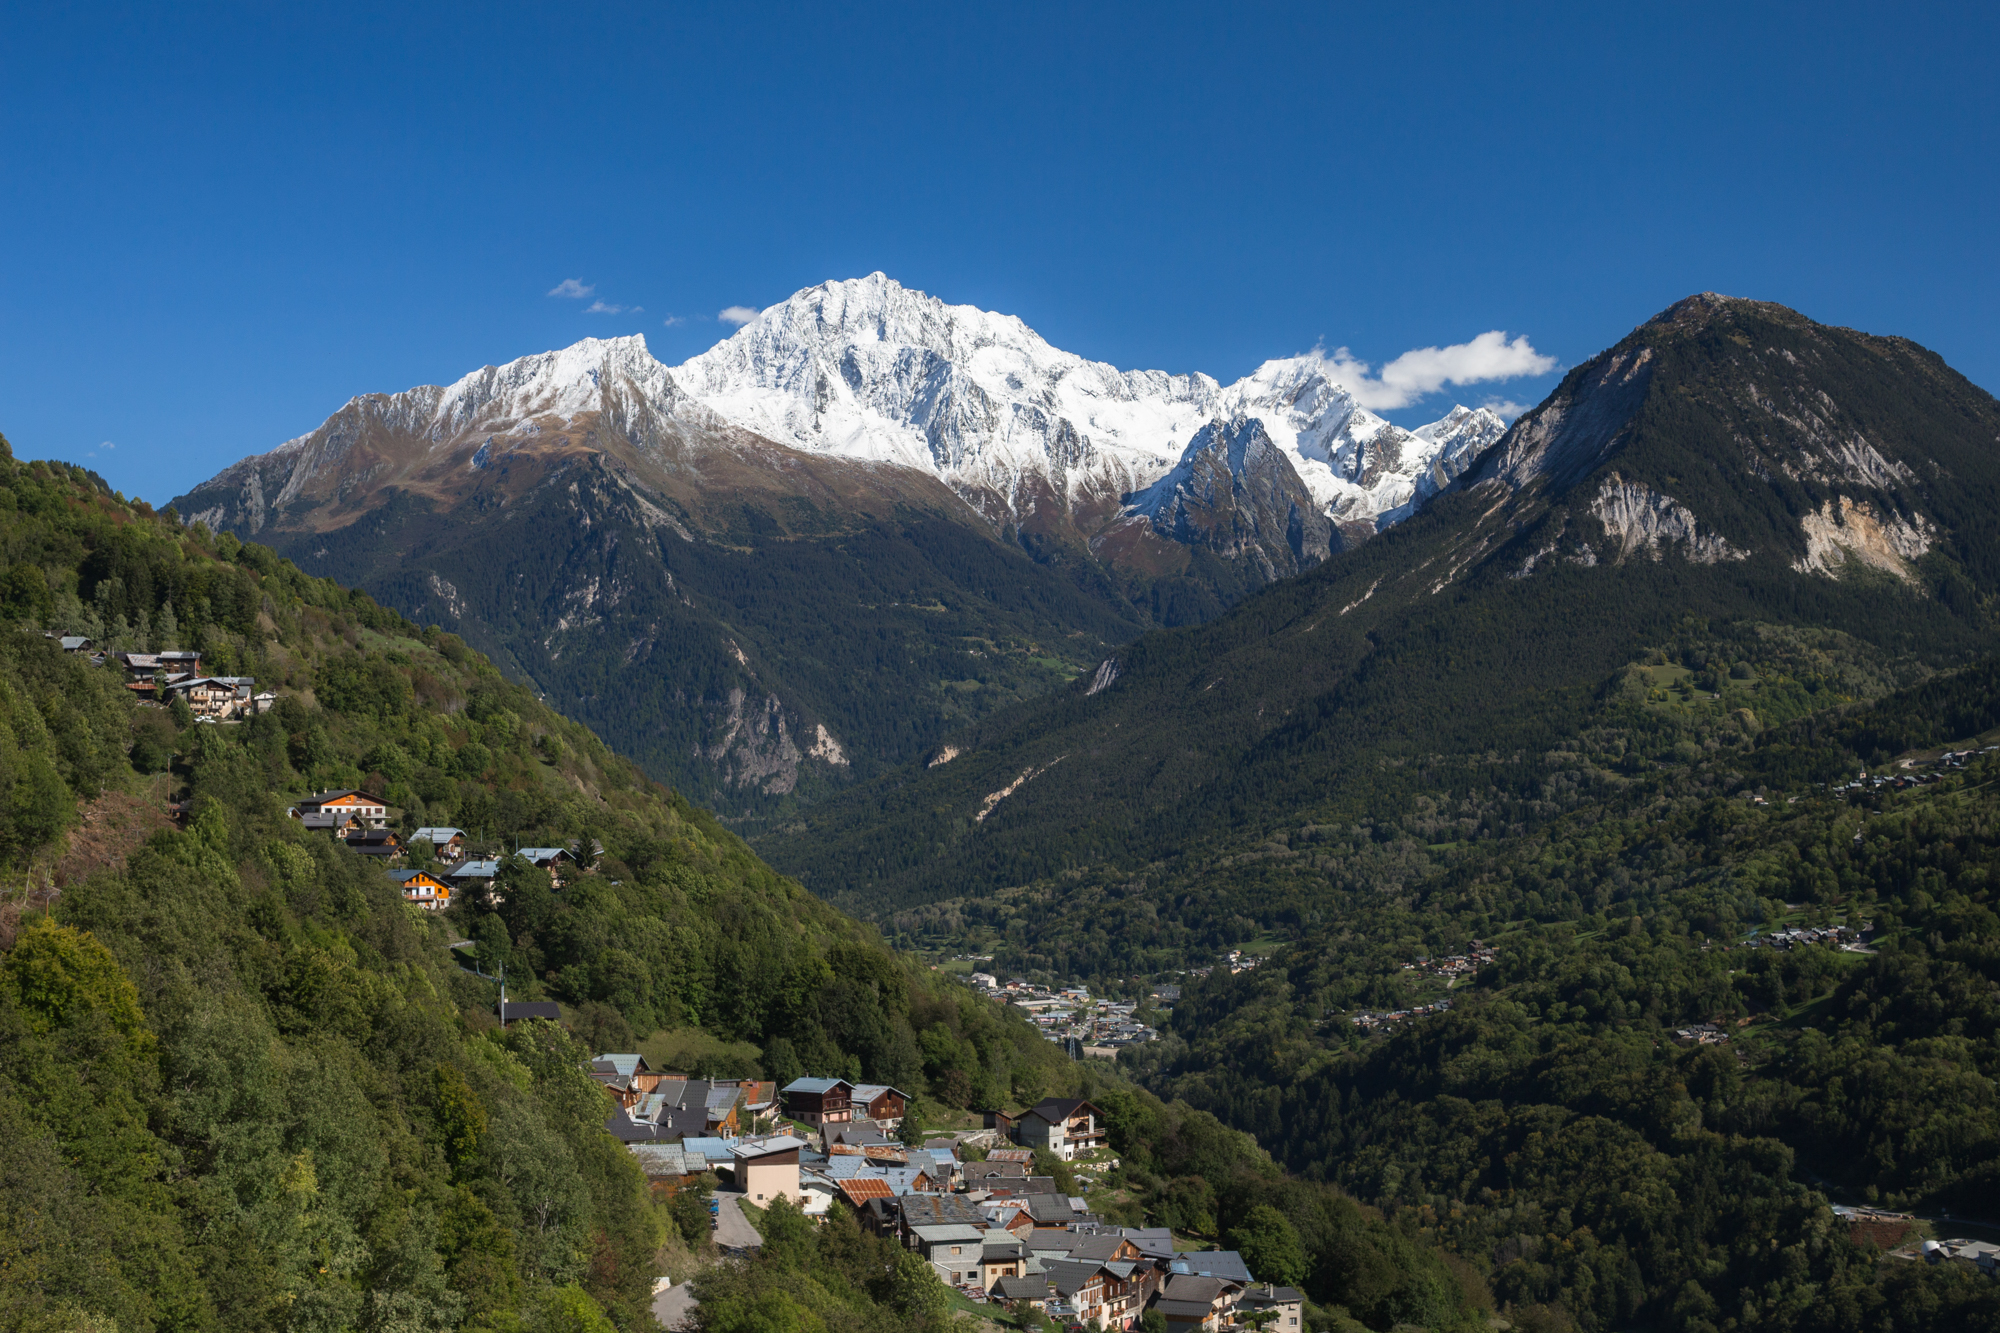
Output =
[{"x1": 388, "y1": 869, "x2": 452, "y2": 910}]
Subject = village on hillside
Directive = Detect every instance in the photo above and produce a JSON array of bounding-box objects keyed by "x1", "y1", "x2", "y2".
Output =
[
  {"x1": 48, "y1": 635, "x2": 271, "y2": 719},
  {"x1": 583, "y1": 1052, "x2": 1302, "y2": 1331}
]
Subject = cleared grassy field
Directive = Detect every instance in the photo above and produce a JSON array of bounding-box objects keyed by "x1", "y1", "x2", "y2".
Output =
[{"x1": 637, "y1": 1026, "x2": 766, "y2": 1075}]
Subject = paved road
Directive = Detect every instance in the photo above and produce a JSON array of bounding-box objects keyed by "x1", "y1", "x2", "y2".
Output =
[
  {"x1": 651, "y1": 1281, "x2": 698, "y2": 1330},
  {"x1": 712, "y1": 1190, "x2": 763, "y2": 1254}
]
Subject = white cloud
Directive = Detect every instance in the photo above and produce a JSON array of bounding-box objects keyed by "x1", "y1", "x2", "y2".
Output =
[
  {"x1": 99, "y1": 440, "x2": 115, "y2": 449},
  {"x1": 1316, "y1": 331, "x2": 1558, "y2": 411},
  {"x1": 585, "y1": 300, "x2": 639, "y2": 314},
  {"x1": 1481, "y1": 398, "x2": 1532, "y2": 422},
  {"x1": 661, "y1": 314, "x2": 690, "y2": 327},
  {"x1": 548, "y1": 278, "x2": 595, "y2": 299},
  {"x1": 718, "y1": 305, "x2": 759, "y2": 327}
]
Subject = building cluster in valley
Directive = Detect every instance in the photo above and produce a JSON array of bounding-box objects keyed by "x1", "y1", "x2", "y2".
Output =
[
  {"x1": 51, "y1": 638, "x2": 271, "y2": 720},
  {"x1": 961, "y1": 974, "x2": 1161, "y2": 1054},
  {"x1": 596, "y1": 1061, "x2": 1301, "y2": 1330}
]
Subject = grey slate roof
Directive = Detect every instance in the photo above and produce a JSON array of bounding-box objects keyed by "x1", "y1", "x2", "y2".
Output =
[
  {"x1": 911, "y1": 1223, "x2": 986, "y2": 1245},
  {"x1": 898, "y1": 1194, "x2": 986, "y2": 1229},
  {"x1": 1111, "y1": 1226, "x2": 1177, "y2": 1259},
  {"x1": 993, "y1": 1275, "x2": 1049, "y2": 1302},
  {"x1": 1160, "y1": 1273, "x2": 1229, "y2": 1304},
  {"x1": 628, "y1": 1144, "x2": 692, "y2": 1176},
  {"x1": 1170, "y1": 1250, "x2": 1253, "y2": 1284},
  {"x1": 1044, "y1": 1258, "x2": 1109, "y2": 1297}
]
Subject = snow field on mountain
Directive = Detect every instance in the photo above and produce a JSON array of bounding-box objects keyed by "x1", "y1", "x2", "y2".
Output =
[{"x1": 258, "y1": 273, "x2": 1507, "y2": 535}]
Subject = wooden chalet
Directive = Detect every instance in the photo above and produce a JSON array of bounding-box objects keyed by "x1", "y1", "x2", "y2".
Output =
[
  {"x1": 293, "y1": 790, "x2": 388, "y2": 829},
  {"x1": 411, "y1": 827, "x2": 467, "y2": 862},
  {"x1": 516, "y1": 846, "x2": 576, "y2": 887},
  {"x1": 163, "y1": 675, "x2": 257, "y2": 720},
  {"x1": 849, "y1": 1083, "x2": 910, "y2": 1128},
  {"x1": 589, "y1": 1054, "x2": 661, "y2": 1109},
  {"x1": 781, "y1": 1076, "x2": 854, "y2": 1125},
  {"x1": 345, "y1": 828, "x2": 402, "y2": 859},
  {"x1": 388, "y1": 868, "x2": 452, "y2": 910},
  {"x1": 1016, "y1": 1097, "x2": 1107, "y2": 1160}
]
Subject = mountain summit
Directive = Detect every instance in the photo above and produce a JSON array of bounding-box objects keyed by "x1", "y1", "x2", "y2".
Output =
[
  {"x1": 168, "y1": 277, "x2": 1515, "y2": 811},
  {"x1": 672, "y1": 273, "x2": 1505, "y2": 542},
  {"x1": 180, "y1": 274, "x2": 1502, "y2": 557},
  {"x1": 764, "y1": 293, "x2": 2000, "y2": 913}
]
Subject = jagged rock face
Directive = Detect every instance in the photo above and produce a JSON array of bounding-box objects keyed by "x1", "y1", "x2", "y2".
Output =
[
  {"x1": 1131, "y1": 417, "x2": 1332, "y2": 576},
  {"x1": 1793, "y1": 496, "x2": 1934, "y2": 582},
  {"x1": 1474, "y1": 292, "x2": 2000, "y2": 585},
  {"x1": 1215, "y1": 359, "x2": 1506, "y2": 536},
  {"x1": 1588, "y1": 474, "x2": 1747, "y2": 564}
]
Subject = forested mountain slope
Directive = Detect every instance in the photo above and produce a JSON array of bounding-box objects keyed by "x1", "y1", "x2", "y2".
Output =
[
  {"x1": 1125, "y1": 649, "x2": 2000, "y2": 1331},
  {"x1": 0, "y1": 442, "x2": 1053, "y2": 1329},
  {"x1": 765, "y1": 294, "x2": 2000, "y2": 957},
  {"x1": 0, "y1": 439, "x2": 1487, "y2": 1332}
]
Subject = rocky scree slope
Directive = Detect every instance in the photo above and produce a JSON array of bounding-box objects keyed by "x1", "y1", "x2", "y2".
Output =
[{"x1": 763, "y1": 293, "x2": 2000, "y2": 924}]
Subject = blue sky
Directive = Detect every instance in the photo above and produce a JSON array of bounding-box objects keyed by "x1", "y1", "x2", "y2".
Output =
[{"x1": 1, "y1": 1, "x2": 1994, "y2": 504}]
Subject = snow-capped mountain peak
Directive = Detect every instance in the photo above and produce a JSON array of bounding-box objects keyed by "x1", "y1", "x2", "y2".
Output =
[
  {"x1": 226, "y1": 275, "x2": 1512, "y2": 548},
  {"x1": 670, "y1": 275, "x2": 1502, "y2": 537},
  {"x1": 674, "y1": 273, "x2": 1220, "y2": 486}
]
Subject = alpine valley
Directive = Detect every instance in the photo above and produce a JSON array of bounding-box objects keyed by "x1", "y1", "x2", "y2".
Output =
[
  {"x1": 150, "y1": 284, "x2": 2000, "y2": 1332},
  {"x1": 172, "y1": 274, "x2": 1505, "y2": 817}
]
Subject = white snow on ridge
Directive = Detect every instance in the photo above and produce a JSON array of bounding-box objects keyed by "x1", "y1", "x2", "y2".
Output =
[
  {"x1": 670, "y1": 274, "x2": 1507, "y2": 531},
  {"x1": 250, "y1": 274, "x2": 1511, "y2": 537},
  {"x1": 672, "y1": 272, "x2": 1220, "y2": 482}
]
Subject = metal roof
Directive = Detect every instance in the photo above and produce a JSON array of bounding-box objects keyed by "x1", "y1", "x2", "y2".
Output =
[
  {"x1": 910, "y1": 1224, "x2": 987, "y2": 1244},
  {"x1": 731, "y1": 1134, "x2": 810, "y2": 1159},
  {"x1": 835, "y1": 1177, "x2": 894, "y2": 1203}
]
